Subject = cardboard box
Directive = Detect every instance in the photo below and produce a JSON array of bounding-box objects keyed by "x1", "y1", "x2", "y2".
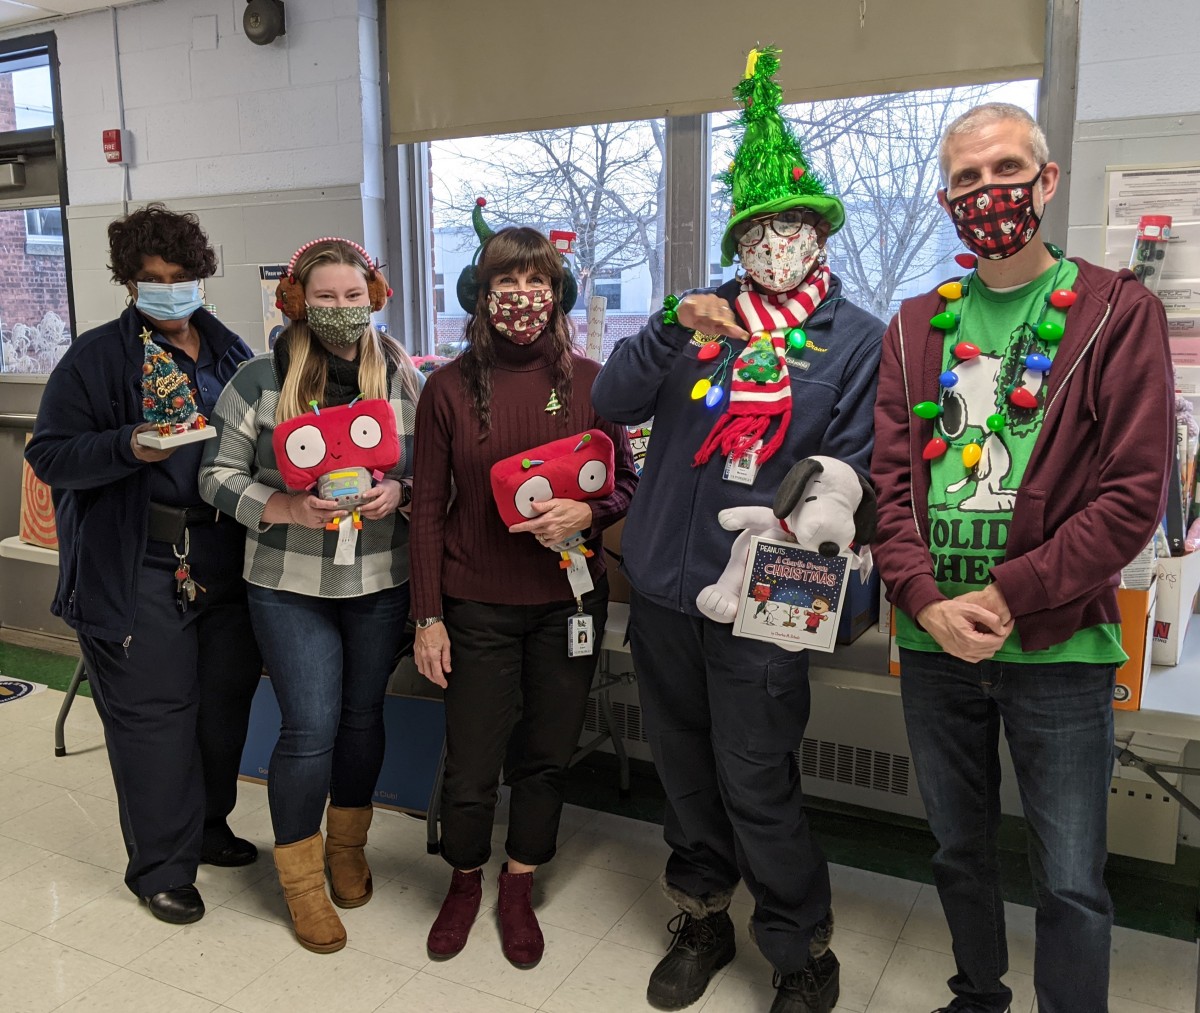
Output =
[
  {"x1": 886, "y1": 586, "x2": 1156, "y2": 713},
  {"x1": 19, "y1": 435, "x2": 57, "y2": 550},
  {"x1": 1152, "y1": 551, "x2": 1200, "y2": 666},
  {"x1": 837, "y1": 567, "x2": 880, "y2": 645},
  {"x1": 1113, "y1": 584, "x2": 1157, "y2": 711},
  {"x1": 238, "y1": 677, "x2": 445, "y2": 814}
]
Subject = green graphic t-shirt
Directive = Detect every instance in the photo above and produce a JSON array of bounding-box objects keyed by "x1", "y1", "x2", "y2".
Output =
[{"x1": 896, "y1": 260, "x2": 1126, "y2": 664}]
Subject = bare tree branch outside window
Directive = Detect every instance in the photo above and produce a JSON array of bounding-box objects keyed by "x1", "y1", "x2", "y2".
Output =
[{"x1": 426, "y1": 80, "x2": 1035, "y2": 356}]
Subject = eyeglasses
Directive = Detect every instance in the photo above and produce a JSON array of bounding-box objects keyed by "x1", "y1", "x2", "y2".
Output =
[{"x1": 732, "y1": 209, "x2": 821, "y2": 248}]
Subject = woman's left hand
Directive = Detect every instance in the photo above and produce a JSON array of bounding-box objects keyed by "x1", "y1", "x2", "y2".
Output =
[
  {"x1": 358, "y1": 479, "x2": 402, "y2": 521},
  {"x1": 509, "y1": 498, "x2": 594, "y2": 547}
]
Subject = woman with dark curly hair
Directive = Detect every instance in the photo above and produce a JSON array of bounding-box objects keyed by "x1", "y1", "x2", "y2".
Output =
[
  {"x1": 410, "y1": 226, "x2": 636, "y2": 968},
  {"x1": 26, "y1": 203, "x2": 262, "y2": 926}
]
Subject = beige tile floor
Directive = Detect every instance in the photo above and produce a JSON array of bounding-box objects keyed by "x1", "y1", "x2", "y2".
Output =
[{"x1": 0, "y1": 687, "x2": 1196, "y2": 1013}]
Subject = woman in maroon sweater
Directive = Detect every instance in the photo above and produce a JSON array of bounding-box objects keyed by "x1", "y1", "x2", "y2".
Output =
[{"x1": 410, "y1": 227, "x2": 636, "y2": 968}]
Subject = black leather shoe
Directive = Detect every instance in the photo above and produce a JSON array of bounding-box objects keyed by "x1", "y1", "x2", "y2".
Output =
[
  {"x1": 932, "y1": 1008, "x2": 1010, "y2": 1012},
  {"x1": 647, "y1": 910, "x2": 736, "y2": 1010},
  {"x1": 201, "y1": 836, "x2": 258, "y2": 867},
  {"x1": 142, "y1": 885, "x2": 205, "y2": 925},
  {"x1": 771, "y1": 950, "x2": 840, "y2": 1013}
]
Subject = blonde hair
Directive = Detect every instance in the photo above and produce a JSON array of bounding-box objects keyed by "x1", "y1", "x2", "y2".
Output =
[
  {"x1": 275, "y1": 240, "x2": 418, "y2": 422},
  {"x1": 939, "y1": 102, "x2": 1049, "y2": 182}
]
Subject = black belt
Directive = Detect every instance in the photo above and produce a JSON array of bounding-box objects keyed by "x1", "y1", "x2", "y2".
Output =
[{"x1": 146, "y1": 501, "x2": 219, "y2": 544}]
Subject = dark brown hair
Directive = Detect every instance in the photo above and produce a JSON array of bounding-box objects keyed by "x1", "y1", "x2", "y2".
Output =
[
  {"x1": 107, "y1": 202, "x2": 218, "y2": 284},
  {"x1": 459, "y1": 227, "x2": 575, "y2": 436}
]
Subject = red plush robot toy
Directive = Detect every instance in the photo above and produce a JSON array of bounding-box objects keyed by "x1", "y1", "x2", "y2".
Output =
[
  {"x1": 491, "y1": 429, "x2": 615, "y2": 567},
  {"x1": 272, "y1": 398, "x2": 400, "y2": 530}
]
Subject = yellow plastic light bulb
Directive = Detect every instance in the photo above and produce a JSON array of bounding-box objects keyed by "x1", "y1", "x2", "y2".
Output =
[
  {"x1": 691, "y1": 378, "x2": 712, "y2": 400},
  {"x1": 962, "y1": 443, "x2": 982, "y2": 469},
  {"x1": 937, "y1": 281, "x2": 963, "y2": 300}
]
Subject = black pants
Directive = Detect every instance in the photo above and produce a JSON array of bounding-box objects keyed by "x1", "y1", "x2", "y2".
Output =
[
  {"x1": 439, "y1": 578, "x2": 608, "y2": 870},
  {"x1": 628, "y1": 589, "x2": 830, "y2": 976},
  {"x1": 76, "y1": 518, "x2": 261, "y2": 897}
]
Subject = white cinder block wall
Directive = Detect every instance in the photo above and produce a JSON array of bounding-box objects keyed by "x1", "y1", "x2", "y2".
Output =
[
  {"x1": 1066, "y1": 0, "x2": 1200, "y2": 264},
  {"x1": 0, "y1": 0, "x2": 389, "y2": 351},
  {"x1": 1069, "y1": 0, "x2": 1200, "y2": 850}
]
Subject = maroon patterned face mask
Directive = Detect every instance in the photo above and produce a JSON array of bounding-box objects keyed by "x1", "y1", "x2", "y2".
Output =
[{"x1": 946, "y1": 164, "x2": 1046, "y2": 261}]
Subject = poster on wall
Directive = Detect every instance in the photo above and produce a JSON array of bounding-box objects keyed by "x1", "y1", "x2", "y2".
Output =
[
  {"x1": 260, "y1": 265, "x2": 289, "y2": 350},
  {"x1": 1104, "y1": 165, "x2": 1200, "y2": 368}
]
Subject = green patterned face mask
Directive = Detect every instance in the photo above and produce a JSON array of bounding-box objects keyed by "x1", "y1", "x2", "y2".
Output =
[{"x1": 306, "y1": 304, "x2": 371, "y2": 347}]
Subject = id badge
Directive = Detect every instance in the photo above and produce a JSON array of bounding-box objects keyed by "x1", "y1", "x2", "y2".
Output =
[
  {"x1": 568, "y1": 613, "x2": 595, "y2": 657},
  {"x1": 723, "y1": 440, "x2": 763, "y2": 485}
]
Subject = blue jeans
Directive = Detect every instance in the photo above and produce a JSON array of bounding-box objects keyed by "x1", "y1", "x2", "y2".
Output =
[
  {"x1": 246, "y1": 583, "x2": 410, "y2": 845},
  {"x1": 900, "y1": 649, "x2": 1116, "y2": 1013}
]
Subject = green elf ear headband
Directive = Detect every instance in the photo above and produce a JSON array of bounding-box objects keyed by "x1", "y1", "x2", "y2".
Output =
[{"x1": 455, "y1": 197, "x2": 579, "y2": 314}]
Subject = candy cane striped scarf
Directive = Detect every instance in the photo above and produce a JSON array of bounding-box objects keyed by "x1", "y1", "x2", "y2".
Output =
[{"x1": 692, "y1": 266, "x2": 831, "y2": 468}]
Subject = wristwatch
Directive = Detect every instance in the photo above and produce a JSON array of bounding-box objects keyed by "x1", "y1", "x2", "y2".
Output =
[{"x1": 415, "y1": 616, "x2": 443, "y2": 629}]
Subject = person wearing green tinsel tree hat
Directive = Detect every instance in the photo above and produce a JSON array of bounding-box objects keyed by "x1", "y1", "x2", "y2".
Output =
[
  {"x1": 718, "y1": 46, "x2": 844, "y2": 270},
  {"x1": 591, "y1": 45, "x2": 885, "y2": 1013}
]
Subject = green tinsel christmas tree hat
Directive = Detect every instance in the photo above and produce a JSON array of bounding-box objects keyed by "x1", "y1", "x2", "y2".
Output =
[{"x1": 718, "y1": 47, "x2": 845, "y2": 267}]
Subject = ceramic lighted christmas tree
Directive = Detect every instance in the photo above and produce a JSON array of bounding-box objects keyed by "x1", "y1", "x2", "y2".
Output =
[{"x1": 136, "y1": 328, "x2": 216, "y2": 449}]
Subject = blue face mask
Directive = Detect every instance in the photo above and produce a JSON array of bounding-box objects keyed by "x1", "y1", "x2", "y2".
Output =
[{"x1": 135, "y1": 281, "x2": 203, "y2": 321}]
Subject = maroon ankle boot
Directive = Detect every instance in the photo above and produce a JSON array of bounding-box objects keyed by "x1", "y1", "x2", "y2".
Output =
[
  {"x1": 427, "y1": 868, "x2": 483, "y2": 959},
  {"x1": 497, "y1": 863, "x2": 544, "y2": 969}
]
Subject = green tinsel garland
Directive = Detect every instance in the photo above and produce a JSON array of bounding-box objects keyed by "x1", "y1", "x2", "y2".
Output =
[{"x1": 716, "y1": 46, "x2": 832, "y2": 214}]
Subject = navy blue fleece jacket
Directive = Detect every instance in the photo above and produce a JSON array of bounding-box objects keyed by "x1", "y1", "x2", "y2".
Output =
[
  {"x1": 592, "y1": 275, "x2": 883, "y2": 615},
  {"x1": 25, "y1": 306, "x2": 252, "y2": 644}
]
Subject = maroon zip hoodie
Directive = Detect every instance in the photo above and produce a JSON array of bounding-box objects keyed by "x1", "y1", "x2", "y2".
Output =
[{"x1": 871, "y1": 258, "x2": 1174, "y2": 653}]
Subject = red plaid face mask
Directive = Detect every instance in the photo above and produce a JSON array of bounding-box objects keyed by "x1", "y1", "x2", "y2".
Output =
[{"x1": 947, "y1": 164, "x2": 1046, "y2": 261}]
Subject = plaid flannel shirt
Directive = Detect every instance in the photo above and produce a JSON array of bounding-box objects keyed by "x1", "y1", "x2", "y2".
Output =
[{"x1": 199, "y1": 355, "x2": 420, "y2": 598}]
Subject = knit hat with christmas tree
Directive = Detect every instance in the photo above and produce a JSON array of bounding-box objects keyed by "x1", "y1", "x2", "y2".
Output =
[{"x1": 718, "y1": 46, "x2": 844, "y2": 267}]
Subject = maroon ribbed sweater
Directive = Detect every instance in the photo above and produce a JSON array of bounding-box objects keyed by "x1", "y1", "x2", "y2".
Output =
[{"x1": 410, "y1": 337, "x2": 637, "y2": 618}]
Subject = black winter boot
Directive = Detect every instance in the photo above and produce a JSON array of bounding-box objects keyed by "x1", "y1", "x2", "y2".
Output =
[
  {"x1": 646, "y1": 910, "x2": 736, "y2": 1010},
  {"x1": 770, "y1": 950, "x2": 840, "y2": 1013}
]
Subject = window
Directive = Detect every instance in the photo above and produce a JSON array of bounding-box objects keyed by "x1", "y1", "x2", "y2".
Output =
[
  {"x1": 594, "y1": 282, "x2": 622, "y2": 310},
  {"x1": 432, "y1": 271, "x2": 445, "y2": 314},
  {"x1": 24, "y1": 205, "x2": 62, "y2": 255},
  {"x1": 428, "y1": 117, "x2": 665, "y2": 360},
  {"x1": 0, "y1": 36, "x2": 70, "y2": 376},
  {"x1": 708, "y1": 80, "x2": 1040, "y2": 320},
  {"x1": 0, "y1": 209, "x2": 70, "y2": 373}
]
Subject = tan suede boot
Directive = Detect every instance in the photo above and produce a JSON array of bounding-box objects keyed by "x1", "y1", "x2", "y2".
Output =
[
  {"x1": 273, "y1": 833, "x2": 346, "y2": 953},
  {"x1": 324, "y1": 804, "x2": 374, "y2": 908}
]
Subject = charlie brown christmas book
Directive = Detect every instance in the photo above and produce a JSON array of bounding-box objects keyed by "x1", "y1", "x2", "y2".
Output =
[{"x1": 733, "y1": 536, "x2": 852, "y2": 653}]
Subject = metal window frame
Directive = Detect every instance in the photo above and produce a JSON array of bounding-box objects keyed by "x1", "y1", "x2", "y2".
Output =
[
  {"x1": 1038, "y1": 0, "x2": 1080, "y2": 247},
  {"x1": 383, "y1": 7, "x2": 1078, "y2": 346},
  {"x1": 0, "y1": 30, "x2": 74, "y2": 381}
]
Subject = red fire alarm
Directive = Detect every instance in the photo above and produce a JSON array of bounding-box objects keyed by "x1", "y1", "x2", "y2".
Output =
[{"x1": 102, "y1": 128, "x2": 130, "y2": 165}]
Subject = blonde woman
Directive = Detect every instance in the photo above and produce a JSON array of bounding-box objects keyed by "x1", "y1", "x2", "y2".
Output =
[{"x1": 200, "y1": 238, "x2": 421, "y2": 953}]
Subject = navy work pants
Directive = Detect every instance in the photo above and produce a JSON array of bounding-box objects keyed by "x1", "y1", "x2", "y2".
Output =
[
  {"x1": 77, "y1": 518, "x2": 261, "y2": 898},
  {"x1": 628, "y1": 589, "x2": 831, "y2": 975}
]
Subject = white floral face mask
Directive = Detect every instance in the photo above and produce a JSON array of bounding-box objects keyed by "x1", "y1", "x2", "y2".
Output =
[
  {"x1": 738, "y1": 222, "x2": 822, "y2": 293},
  {"x1": 486, "y1": 288, "x2": 554, "y2": 344}
]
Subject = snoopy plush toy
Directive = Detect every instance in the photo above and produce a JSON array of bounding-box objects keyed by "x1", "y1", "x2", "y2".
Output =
[{"x1": 696, "y1": 456, "x2": 877, "y2": 629}]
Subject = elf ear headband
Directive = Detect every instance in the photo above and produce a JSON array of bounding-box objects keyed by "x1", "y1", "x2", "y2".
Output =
[
  {"x1": 274, "y1": 237, "x2": 392, "y2": 321},
  {"x1": 455, "y1": 197, "x2": 579, "y2": 315}
]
